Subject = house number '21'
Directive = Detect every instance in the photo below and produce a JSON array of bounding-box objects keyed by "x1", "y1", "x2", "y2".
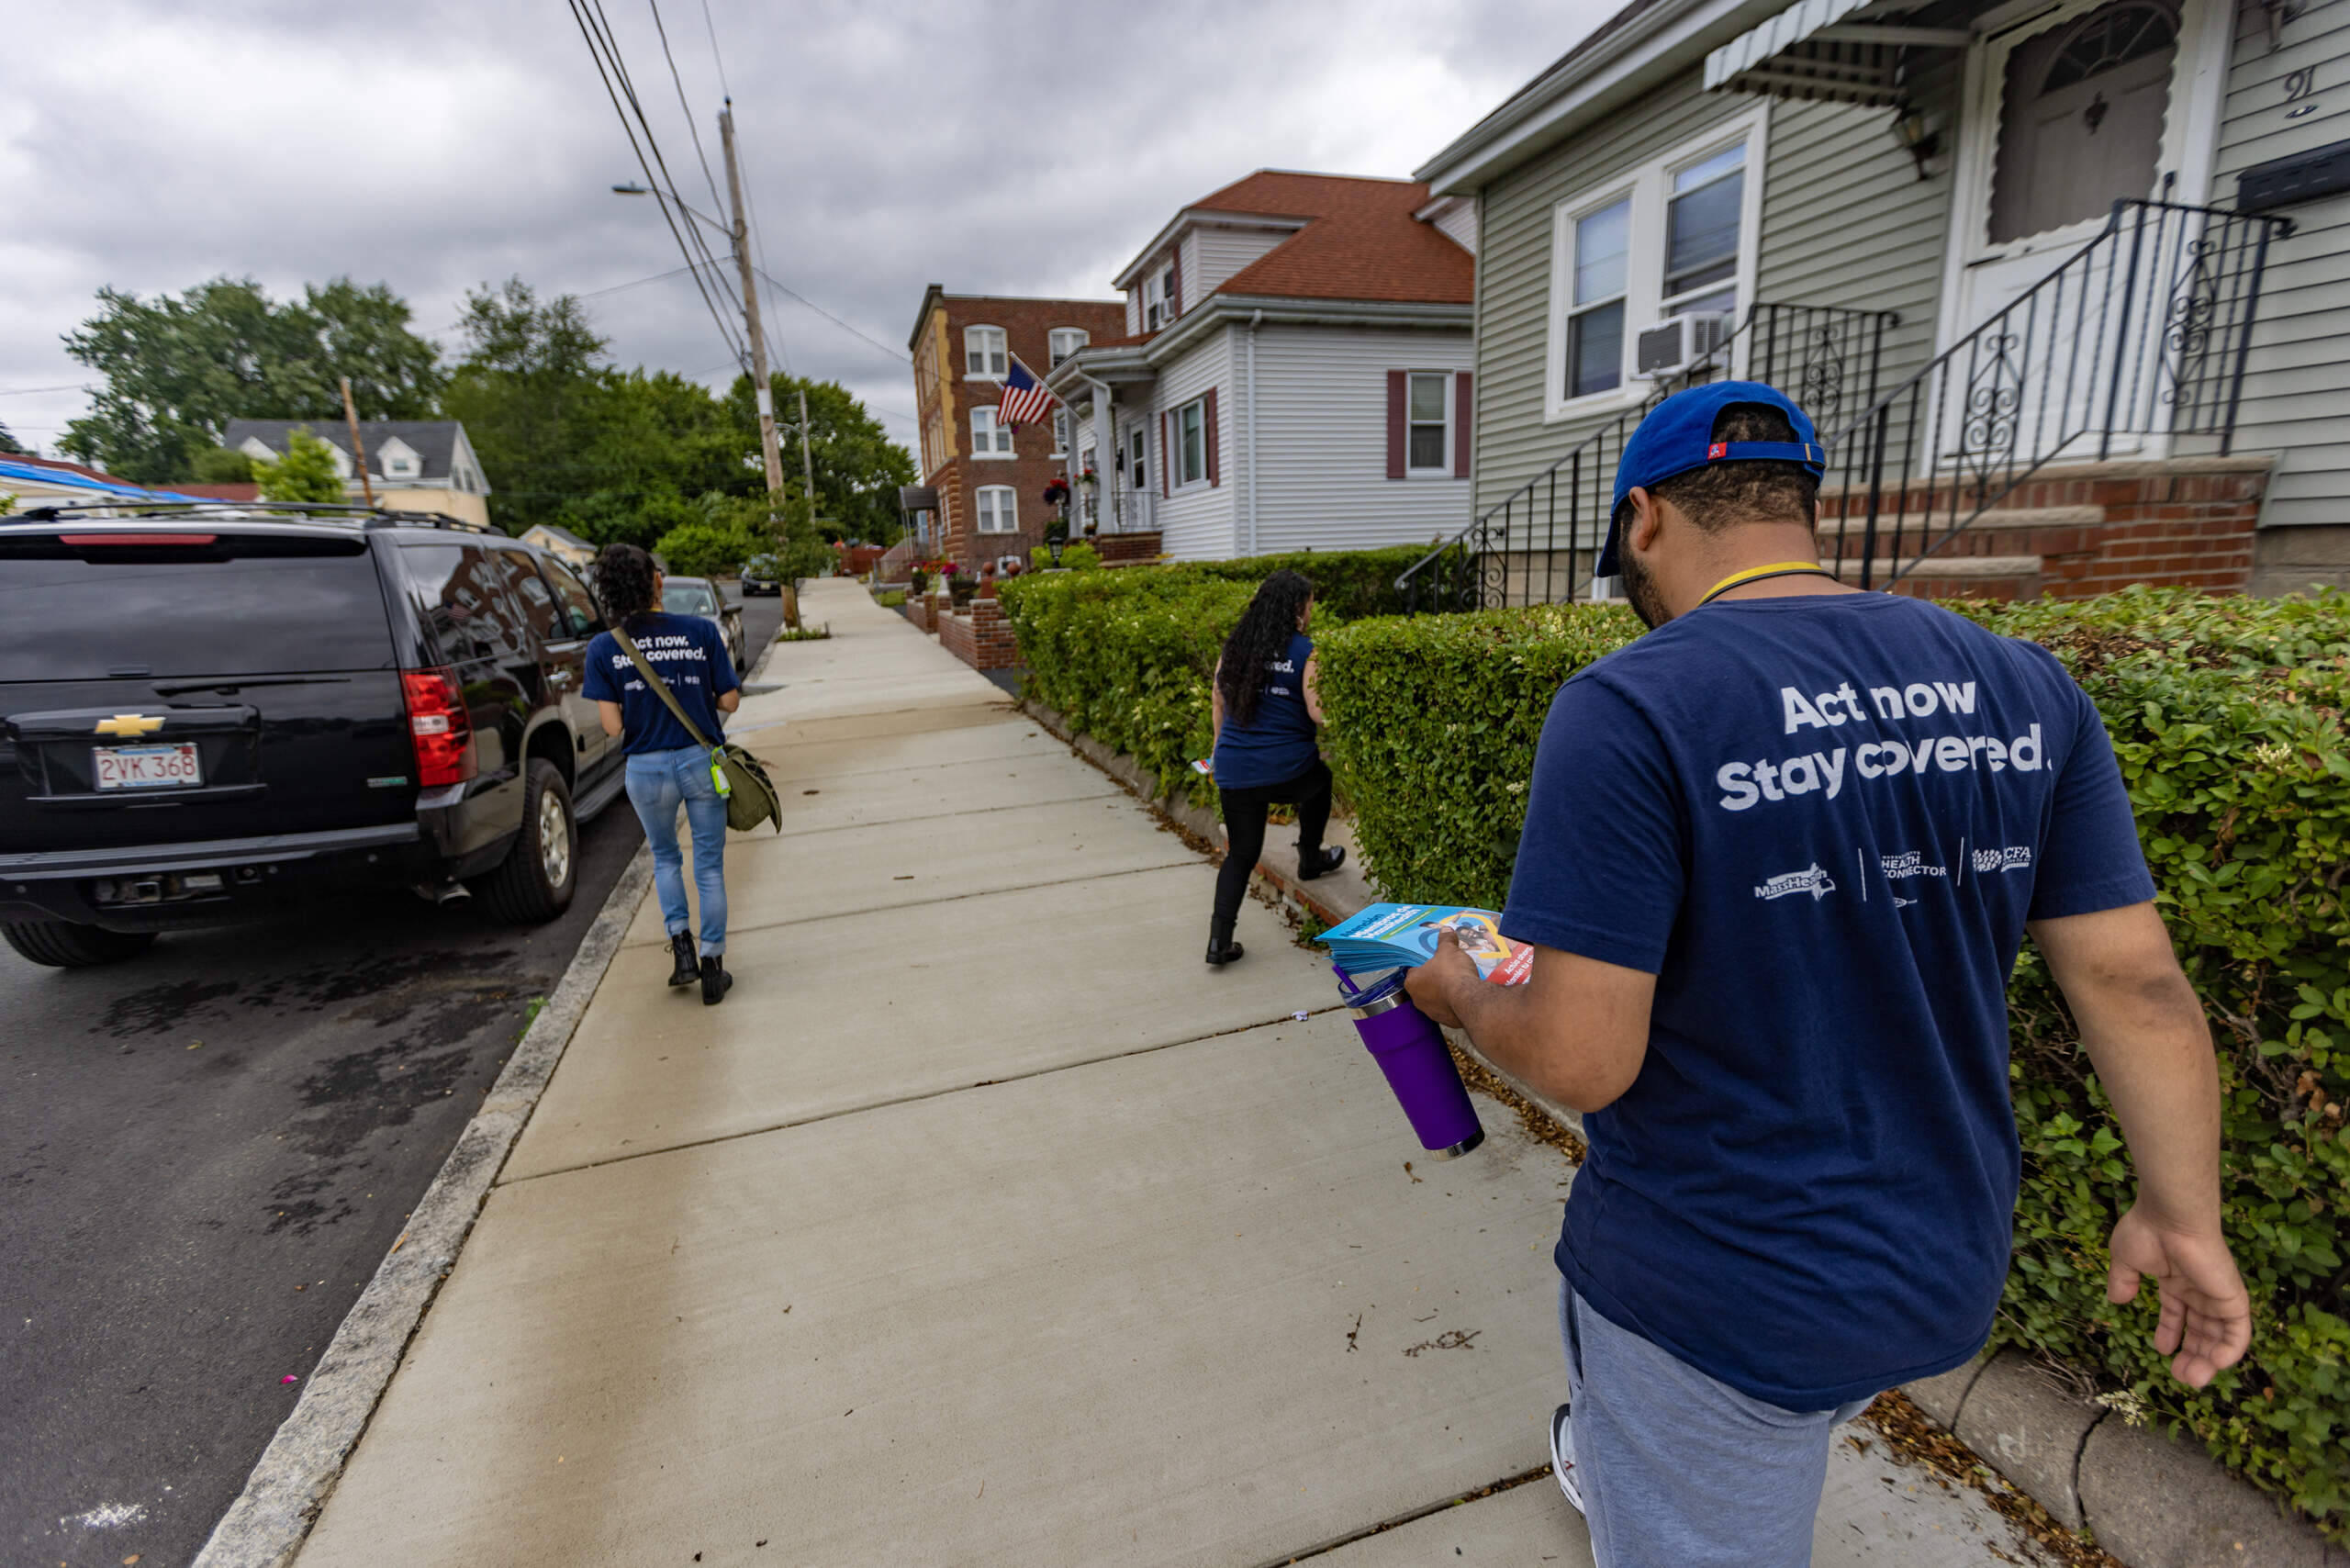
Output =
[{"x1": 2285, "y1": 67, "x2": 2319, "y2": 118}]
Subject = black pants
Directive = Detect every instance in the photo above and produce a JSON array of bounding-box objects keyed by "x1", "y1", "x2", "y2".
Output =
[{"x1": 1214, "y1": 758, "x2": 1331, "y2": 928}]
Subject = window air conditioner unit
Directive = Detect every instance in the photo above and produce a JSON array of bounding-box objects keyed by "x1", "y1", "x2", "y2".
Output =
[{"x1": 1635, "y1": 312, "x2": 1731, "y2": 378}]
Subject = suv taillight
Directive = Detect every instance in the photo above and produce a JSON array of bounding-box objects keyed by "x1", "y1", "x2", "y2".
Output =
[{"x1": 400, "y1": 666, "x2": 476, "y2": 788}]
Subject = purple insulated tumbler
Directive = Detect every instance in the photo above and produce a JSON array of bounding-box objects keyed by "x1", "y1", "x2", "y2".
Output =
[{"x1": 1337, "y1": 965, "x2": 1484, "y2": 1158}]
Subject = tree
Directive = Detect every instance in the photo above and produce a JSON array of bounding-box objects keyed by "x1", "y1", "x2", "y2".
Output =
[
  {"x1": 254, "y1": 428, "x2": 346, "y2": 503},
  {"x1": 191, "y1": 447, "x2": 253, "y2": 483},
  {"x1": 728, "y1": 374, "x2": 916, "y2": 545},
  {"x1": 439, "y1": 278, "x2": 618, "y2": 537},
  {"x1": 0, "y1": 421, "x2": 26, "y2": 454},
  {"x1": 652, "y1": 518, "x2": 764, "y2": 577},
  {"x1": 58, "y1": 276, "x2": 444, "y2": 482}
]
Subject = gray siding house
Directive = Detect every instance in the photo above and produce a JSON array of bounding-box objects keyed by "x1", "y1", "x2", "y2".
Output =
[{"x1": 1410, "y1": 0, "x2": 2350, "y2": 603}]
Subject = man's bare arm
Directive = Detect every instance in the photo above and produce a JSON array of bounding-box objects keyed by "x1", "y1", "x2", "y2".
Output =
[
  {"x1": 1403, "y1": 931, "x2": 1654, "y2": 1113},
  {"x1": 2031, "y1": 901, "x2": 2250, "y2": 1387}
]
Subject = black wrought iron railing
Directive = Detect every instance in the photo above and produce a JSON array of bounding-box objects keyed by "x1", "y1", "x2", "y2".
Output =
[
  {"x1": 1818, "y1": 198, "x2": 2293, "y2": 588},
  {"x1": 1398, "y1": 301, "x2": 1900, "y2": 611}
]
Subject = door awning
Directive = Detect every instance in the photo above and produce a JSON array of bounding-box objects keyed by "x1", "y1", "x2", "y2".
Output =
[{"x1": 1704, "y1": 0, "x2": 1969, "y2": 105}]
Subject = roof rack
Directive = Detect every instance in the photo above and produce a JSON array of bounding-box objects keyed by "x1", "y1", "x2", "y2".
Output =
[{"x1": 4, "y1": 498, "x2": 490, "y2": 534}]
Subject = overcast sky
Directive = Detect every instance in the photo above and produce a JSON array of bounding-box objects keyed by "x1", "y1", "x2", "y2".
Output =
[{"x1": 0, "y1": 0, "x2": 1611, "y2": 463}]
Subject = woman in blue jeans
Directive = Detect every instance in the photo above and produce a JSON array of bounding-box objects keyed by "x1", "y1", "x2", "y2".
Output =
[{"x1": 584, "y1": 543, "x2": 742, "y2": 1005}]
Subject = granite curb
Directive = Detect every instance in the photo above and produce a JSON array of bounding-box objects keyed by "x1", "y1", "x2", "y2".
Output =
[{"x1": 1016, "y1": 694, "x2": 2342, "y2": 1568}]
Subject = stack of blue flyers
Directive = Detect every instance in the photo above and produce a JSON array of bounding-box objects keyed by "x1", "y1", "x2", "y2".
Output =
[{"x1": 1318, "y1": 903, "x2": 1532, "y2": 985}]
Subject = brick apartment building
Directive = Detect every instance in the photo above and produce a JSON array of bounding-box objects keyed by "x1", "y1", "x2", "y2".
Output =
[{"x1": 907, "y1": 287, "x2": 1127, "y2": 572}]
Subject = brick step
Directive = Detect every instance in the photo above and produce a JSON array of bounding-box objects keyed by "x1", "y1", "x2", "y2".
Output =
[
  {"x1": 1823, "y1": 553, "x2": 2042, "y2": 580},
  {"x1": 1813, "y1": 507, "x2": 2102, "y2": 538}
]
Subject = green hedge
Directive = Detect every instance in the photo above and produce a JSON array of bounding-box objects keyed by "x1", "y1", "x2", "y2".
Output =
[
  {"x1": 995, "y1": 546, "x2": 1429, "y2": 802},
  {"x1": 1010, "y1": 570, "x2": 2349, "y2": 1531},
  {"x1": 1316, "y1": 588, "x2": 2349, "y2": 1535}
]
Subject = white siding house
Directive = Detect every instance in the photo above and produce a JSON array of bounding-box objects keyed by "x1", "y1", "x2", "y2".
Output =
[{"x1": 1047, "y1": 170, "x2": 1477, "y2": 562}]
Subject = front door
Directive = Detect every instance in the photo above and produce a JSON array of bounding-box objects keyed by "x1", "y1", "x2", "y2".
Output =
[{"x1": 1940, "y1": 0, "x2": 2203, "y2": 461}]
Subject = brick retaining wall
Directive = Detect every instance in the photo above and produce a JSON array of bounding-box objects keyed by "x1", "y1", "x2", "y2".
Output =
[{"x1": 938, "y1": 596, "x2": 1019, "y2": 670}]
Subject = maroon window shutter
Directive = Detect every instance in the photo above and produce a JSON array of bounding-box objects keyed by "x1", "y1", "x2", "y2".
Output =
[
  {"x1": 1453, "y1": 371, "x2": 1473, "y2": 479},
  {"x1": 1160, "y1": 411, "x2": 1170, "y2": 498},
  {"x1": 1385, "y1": 371, "x2": 1407, "y2": 480},
  {"x1": 1205, "y1": 388, "x2": 1220, "y2": 487}
]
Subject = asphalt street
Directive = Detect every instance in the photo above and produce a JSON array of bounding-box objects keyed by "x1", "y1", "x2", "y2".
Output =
[{"x1": 2, "y1": 591, "x2": 786, "y2": 1568}]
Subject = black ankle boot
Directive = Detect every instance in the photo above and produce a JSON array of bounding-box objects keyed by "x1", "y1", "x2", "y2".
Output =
[
  {"x1": 1297, "y1": 846, "x2": 1347, "y2": 882},
  {"x1": 700, "y1": 953, "x2": 733, "y2": 1005},
  {"x1": 1205, "y1": 918, "x2": 1245, "y2": 966},
  {"x1": 668, "y1": 931, "x2": 699, "y2": 988}
]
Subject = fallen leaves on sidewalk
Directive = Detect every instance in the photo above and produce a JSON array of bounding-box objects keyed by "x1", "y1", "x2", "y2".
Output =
[
  {"x1": 1447, "y1": 1043, "x2": 1588, "y2": 1164},
  {"x1": 1861, "y1": 1389, "x2": 2121, "y2": 1568}
]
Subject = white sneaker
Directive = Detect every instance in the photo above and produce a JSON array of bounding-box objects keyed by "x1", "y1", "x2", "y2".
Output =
[{"x1": 1550, "y1": 1404, "x2": 1584, "y2": 1514}]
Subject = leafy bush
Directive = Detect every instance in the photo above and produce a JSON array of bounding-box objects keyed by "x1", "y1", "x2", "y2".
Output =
[
  {"x1": 1163, "y1": 543, "x2": 1430, "y2": 622},
  {"x1": 1315, "y1": 588, "x2": 2350, "y2": 1535},
  {"x1": 254, "y1": 428, "x2": 344, "y2": 503},
  {"x1": 191, "y1": 445, "x2": 253, "y2": 484},
  {"x1": 1061, "y1": 542, "x2": 1102, "y2": 571},
  {"x1": 653, "y1": 519, "x2": 764, "y2": 578},
  {"x1": 1013, "y1": 574, "x2": 2350, "y2": 1531}
]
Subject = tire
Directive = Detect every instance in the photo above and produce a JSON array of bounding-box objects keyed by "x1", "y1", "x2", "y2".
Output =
[
  {"x1": 473, "y1": 759, "x2": 576, "y2": 924},
  {"x1": 2, "y1": 920, "x2": 158, "y2": 969}
]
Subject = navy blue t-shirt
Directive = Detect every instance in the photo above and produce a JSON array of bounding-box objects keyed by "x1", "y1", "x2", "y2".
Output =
[
  {"x1": 582, "y1": 612, "x2": 740, "y2": 756},
  {"x1": 1214, "y1": 632, "x2": 1319, "y2": 790},
  {"x1": 1499, "y1": 592, "x2": 2153, "y2": 1409}
]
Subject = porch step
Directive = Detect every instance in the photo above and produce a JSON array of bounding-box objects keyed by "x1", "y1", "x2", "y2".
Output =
[
  {"x1": 1813, "y1": 507, "x2": 2101, "y2": 538},
  {"x1": 1823, "y1": 554, "x2": 2042, "y2": 581}
]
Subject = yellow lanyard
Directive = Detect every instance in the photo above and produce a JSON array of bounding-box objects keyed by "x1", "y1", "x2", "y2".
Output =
[{"x1": 1697, "y1": 560, "x2": 1836, "y2": 608}]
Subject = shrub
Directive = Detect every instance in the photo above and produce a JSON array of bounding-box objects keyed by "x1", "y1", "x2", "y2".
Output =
[
  {"x1": 1012, "y1": 574, "x2": 2350, "y2": 1530},
  {"x1": 653, "y1": 519, "x2": 764, "y2": 578},
  {"x1": 1316, "y1": 588, "x2": 2350, "y2": 1535},
  {"x1": 1061, "y1": 542, "x2": 1102, "y2": 571},
  {"x1": 191, "y1": 446, "x2": 253, "y2": 484},
  {"x1": 253, "y1": 428, "x2": 344, "y2": 504}
]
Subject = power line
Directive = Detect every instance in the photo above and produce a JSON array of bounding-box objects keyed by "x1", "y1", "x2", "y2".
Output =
[
  {"x1": 755, "y1": 267, "x2": 912, "y2": 364},
  {"x1": 0, "y1": 382, "x2": 95, "y2": 398},
  {"x1": 699, "y1": 0, "x2": 732, "y2": 98},
  {"x1": 561, "y1": 0, "x2": 737, "y2": 371},
  {"x1": 646, "y1": 0, "x2": 728, "y2": 225}
]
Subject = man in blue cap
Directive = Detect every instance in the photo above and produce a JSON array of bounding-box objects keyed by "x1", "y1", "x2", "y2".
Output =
[{"x1": 1406, "y1": 382, "x2": 2249, "y2": 1565}]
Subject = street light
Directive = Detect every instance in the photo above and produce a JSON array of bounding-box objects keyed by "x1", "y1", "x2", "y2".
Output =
[{"x1": 610, "y1": 179, "x2": 731, "y2": 238}]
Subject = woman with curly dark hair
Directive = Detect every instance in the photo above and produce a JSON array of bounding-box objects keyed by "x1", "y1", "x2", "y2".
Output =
[
  {"x1": 582, "y1": 542, "x2": 743, "y2": 1004},
  {"x1": 1203, "y1": 568, "x2": 1345, "y2": 965}
]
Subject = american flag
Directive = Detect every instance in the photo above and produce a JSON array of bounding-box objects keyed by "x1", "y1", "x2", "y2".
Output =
[{"x1": 993, "y1": 354, "x2": 1058, "y2": 427}]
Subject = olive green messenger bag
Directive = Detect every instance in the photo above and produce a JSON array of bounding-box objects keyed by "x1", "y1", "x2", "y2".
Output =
[{"x1": 609, "y1": 626, "x2": 782, "y2": 834}]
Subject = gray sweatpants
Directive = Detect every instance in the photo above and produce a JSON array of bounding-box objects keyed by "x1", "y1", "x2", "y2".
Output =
[{"x1": 1561, "y1": 1283, "x2": 1876, "y2": 1568}]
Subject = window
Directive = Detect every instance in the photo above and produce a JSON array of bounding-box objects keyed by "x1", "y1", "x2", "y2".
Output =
[
  {"x1": 1566, "y1": 196, "x2": 1632, "y2": 399},
  {"x1": 1143, "y1": 263, "x2": 1178, "y2": 330},
  {"x1": 1052, "y1": 409, "x2": 1072, "y2": 458},
  {"x1": 1048, "y1": 327, "x2": 1089, "y2": 365},
  {"x1": 541, "y1": 560, "x2": 603, "y2": 639},
  {"x1": 964, "y1": 324, "x2": 1007, "y2": 378},
  {"x1": 975, "y1": 485, "x2": 1018, "y2": 533},
  {"x1": 1663, "y1": 143, "x2": 1744, "y2": 318},
  {"x1": 969, "y1": 406, "x2": 1014, "y2": 459},
  {"x1": 1547, "y1": 110, "x2": 1765, "y2": 415},
  {"x1": 1176, "y1": 397, "x2": 1206, "y2": 487},
  {"x1": 1126, "y1": 424, "x2": 1147, "y2": 490},
  {"x1": 1407, "y1": 373, "x2": 1451, "y2": 471}
]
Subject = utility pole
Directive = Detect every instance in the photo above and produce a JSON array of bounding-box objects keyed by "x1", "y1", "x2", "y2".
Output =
[
  {"x1": 340, "y1": 376, "x2": 375, "y2": 508},
  {"x1": 720, "y1": 99, "x2": 801, "y2": 626}
]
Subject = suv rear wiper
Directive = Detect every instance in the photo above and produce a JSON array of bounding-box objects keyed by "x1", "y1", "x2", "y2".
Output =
[{"x1": 151, "y1": 676, "x2": 353, "y2": 696}]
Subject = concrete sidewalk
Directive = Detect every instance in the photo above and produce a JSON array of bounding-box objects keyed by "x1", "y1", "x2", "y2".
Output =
[{"x1": 291, "y1": 579, "x2": 2041, "y2": 1566}]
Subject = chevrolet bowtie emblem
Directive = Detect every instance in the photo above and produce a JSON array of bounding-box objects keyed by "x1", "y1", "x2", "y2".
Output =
[{"x1": 95, "y1": 713, "x2": 166, "y2": 737}]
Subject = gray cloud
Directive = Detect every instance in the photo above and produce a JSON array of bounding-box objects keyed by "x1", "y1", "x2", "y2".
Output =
[{"x1": 0, "y1": 0, "x2": 1611, "y2": 457}]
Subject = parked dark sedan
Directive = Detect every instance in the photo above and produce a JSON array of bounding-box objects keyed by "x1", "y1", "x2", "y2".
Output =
[
  {"x1": 0, "y1": 503, "x2": 628, "y2": 966},
  {"x1": 739, "y1": 554, "x2": 782, "y2": 596},
  {"x1": 661, "y1": 575, "x2": 748, "y2": 672}
]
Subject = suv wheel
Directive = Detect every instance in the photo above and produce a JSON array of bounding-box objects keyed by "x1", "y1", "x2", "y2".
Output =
[
  {"x1": 474, "y1": 759, "x2": 576, "y2": 924},
  {"x1": 3, "y1": 920, "x2": 158, "y2": 969}
]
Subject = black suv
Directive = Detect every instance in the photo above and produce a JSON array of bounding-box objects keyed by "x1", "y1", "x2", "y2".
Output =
[{"x1": 0, "y1": 504, "x2": 628, "y2": 967}]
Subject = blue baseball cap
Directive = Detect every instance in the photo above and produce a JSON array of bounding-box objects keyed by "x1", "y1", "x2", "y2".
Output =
[{"x1": 1596, "y1": 380, "x2": 1826, "y2": 577}]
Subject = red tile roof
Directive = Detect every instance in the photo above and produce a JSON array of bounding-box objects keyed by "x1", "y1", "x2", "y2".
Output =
[{"x1": 1181, "y1": 171, "x2": 1473, "y2": 307}]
